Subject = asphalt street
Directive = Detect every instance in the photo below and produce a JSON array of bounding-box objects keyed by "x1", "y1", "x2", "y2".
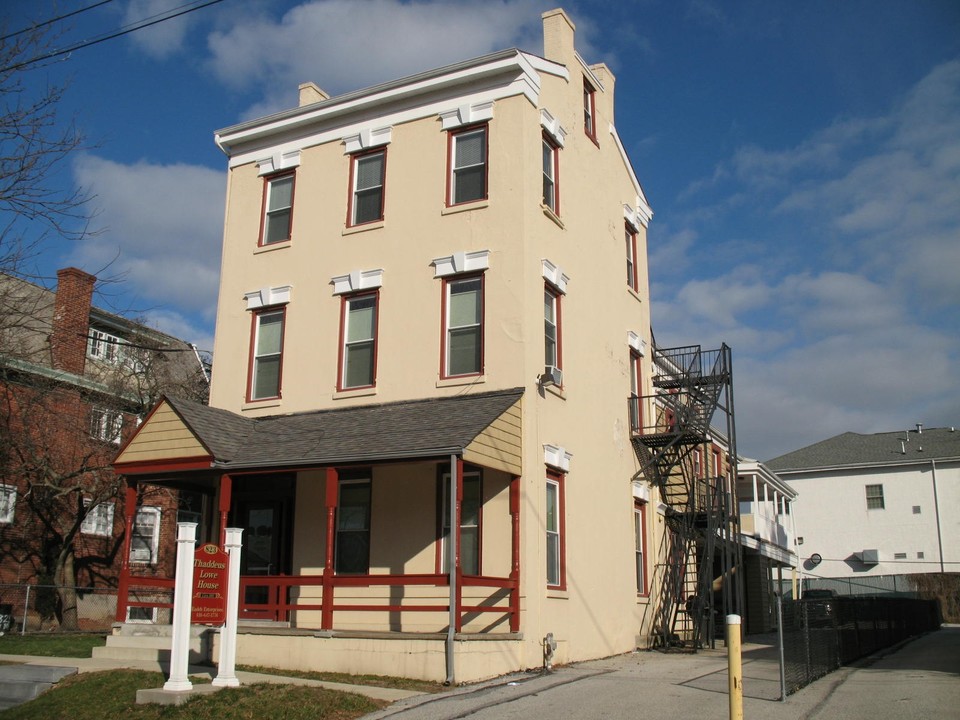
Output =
[{"x1": 363, "y1": 626, "x2": 960, "y2": 720}]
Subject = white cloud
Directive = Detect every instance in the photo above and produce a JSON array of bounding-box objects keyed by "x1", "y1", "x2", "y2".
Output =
[
  {"x1": 206, "y1": 0, "x2": 553, "y2": 110},
  {"x1": 69, "y1": 155, "x2": 224, "y2": 344},
  {"x1": 123, "y1": 0, "x2": 197, "y2": 59}
]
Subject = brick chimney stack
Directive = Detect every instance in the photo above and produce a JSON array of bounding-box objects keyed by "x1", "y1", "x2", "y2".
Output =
[{"x1": 50, "y1": 267, "x2": 96, "y2": 375}]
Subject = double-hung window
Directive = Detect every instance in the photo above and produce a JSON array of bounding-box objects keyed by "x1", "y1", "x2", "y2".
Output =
[
  {"x1": 626, "y1": 224, "x2": 639, "y2": 291},
  {"x1": 546, "y1": 471, "x2": 565, "y2": 588},
  {"x1": 865, "y1": 484, "x2": 885, "y2": 510},
  {"x1": 542, "y1": 135, "x2": 560, "y2": 214},
  {"x1": 443, "y1": 275, "x2": 483, "y2": 377},
  {"x1": 90, "y1": 407, "x2": 123, "y2": 444},
  {"x1": 583, "y1": 77, "x2": 597, "y2": 141},
  {"x1": 336, "y1": 474, "x2": 371, "y2": 574},
  {"x1": 544, "y1": 285, "x2": 561, "y2": 372},
  {"x1": 88, "y1": 328, "x2": 121, "y2": 364},
  {"x1": 261, "y1": 172, "x2": 295, "y2": 245},
  {"x1": 130, "y1": 507, "x2": 160, "y2": 563},
  {"x1": 350, "y1": 150, "x2": 385, "y2": 225},
  {"x1": 440, "y1": 470, "x2": 481, "y2": 575},
  {"x1": 339, "y1": 292, "x2": 378, "y2": 390},
  {"x1": 634, "y1": 502, "x2": 647, "y2": 594},
  {"x1": 82, "y1": 499, "x2": 115, "y2": 536},
  {"x1": 0, "y1": 485, "x2": 15, "y2": 524},
  {"x1": 248, "y1": 308, "x2": 285, "y2": 401},
  {"x1": 629, "y1": 351, "x2": 642, "y2": 433},
  {"x1": 448, "y1": 125, "x2": 487, "y2": 205}
]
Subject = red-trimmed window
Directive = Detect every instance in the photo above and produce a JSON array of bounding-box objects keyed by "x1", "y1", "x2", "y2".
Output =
[
  {"x1": 448, "y1": 125, "x2": 488, "y2": 206},
  {"x1": 348, "y1": 149, "x2": 386, "y2": 226},
  {"x1": 247, "y1": 307, "x2": 285, "y2": 401},
  {"x1": 260, "y1": 172, "x2": 295, "y2": 245},
  {"x1": 338, "y1": 291, "x2": 378, "y2": 390},
  {"x1": 694, "y1": 447, "x2": 703, "y2": 478},
  {"x1": 626, "y1": 223, "x2": 639, "y2": 291},
  {"x1": 629, "y1": 351, "x2": 642, "y2": 433},
  {"x1": 438, "y1": 469, "x2": 482, "y2": 575},
  {"x1": 544, "y1": 284, "x2": 562, "y2": 374},
  {"x1": 442, "y1": 274, "x2": 483, "y2": 378},
  {"x1": 546, "y1": 470, "x2": 566, "y2": 589},
  {"x1": 583, "y1": 77, "x2": 597, "y2": 141},
  {"x1": 542, "y1": 135, "x2": 560, "y2": 214},
  {"x1": 713, "y1": 447, "x2": 722, "y2": 479},
  {"x1": 634, "y1": 501, "x2": 647, "y2": 595},
  {"x1": 336, "y1": 472, "x2": 371, "y2": 574}
]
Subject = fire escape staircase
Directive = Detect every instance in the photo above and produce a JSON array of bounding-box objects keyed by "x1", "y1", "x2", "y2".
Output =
[{"x1": 631, "y1": 344, "x2": 740, "y2": 651}]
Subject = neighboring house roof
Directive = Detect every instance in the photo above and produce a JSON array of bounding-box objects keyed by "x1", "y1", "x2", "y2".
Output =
[
  {"x1": 125, "y1": 387, "x2": 525, "y2": 472},
  {"x1": 766, "y1": 427, "x2": 960, "y2": 472}
]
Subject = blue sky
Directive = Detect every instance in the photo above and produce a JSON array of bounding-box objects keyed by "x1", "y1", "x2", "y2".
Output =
[{"x1": 6, "y1": 0, "x2": 960, "y2": 460}]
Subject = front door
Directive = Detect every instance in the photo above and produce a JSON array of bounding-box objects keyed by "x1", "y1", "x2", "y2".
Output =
[{"x1": 233, "y1": 475, "x2": 294, "y2": 620}]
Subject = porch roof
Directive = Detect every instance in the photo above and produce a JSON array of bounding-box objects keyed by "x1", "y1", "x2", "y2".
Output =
[{"x1": 117, "y1": 388, "x2": 524, "y2": 474}]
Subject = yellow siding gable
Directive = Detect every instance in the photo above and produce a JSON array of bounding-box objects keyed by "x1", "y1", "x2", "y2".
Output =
[
  {"x1": 463, "y1": 397, "x2": 522, "y2": 475},
  {"x1": 116, "y1": 401, "x2": 209, "y2": 464}
]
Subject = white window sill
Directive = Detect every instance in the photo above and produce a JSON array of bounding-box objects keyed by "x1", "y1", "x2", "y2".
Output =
[
  {"x1": 437, "y1": 374, "x2": 486, "y2": 389},
  {"x1": 332, "y1": 386, "x2": 378, "y2": 400},
  {"x1": 442, "y1": 199, "x2": 488, "y2": 215},
  {"x1": 342, "y1": 220, "x2": 385, "y2": 236},
  {"x1": 546, "y1": 588, "x2": 569, "y2": 600},
  {"x1": 627, "y1": 286, "x2": 643, "y2": 302},
  {"x1": 255, "y1": 240, "x2": 291, "y2": 254},
  {"x1": 242, "y1": 399, "x2": 282, "y2": 411},
  {"x1": 541, "y1": 383, "x2": 566, "y2": 400},
  {"x1": 541, "y1": 205, "x2": 564, "y2": 228}
]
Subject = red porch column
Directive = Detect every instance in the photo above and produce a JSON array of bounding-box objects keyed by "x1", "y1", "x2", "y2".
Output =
[
  {"x1": 322, "y1": 467, "x2": 338, "y2": 630},
  {"x1": 218, "y1": 473, "x2": 233, "y2": 547},
  {"x1": 455, "y1": 457, "x2": 464, "y2": 632},
  {"x1": 115, "y1": 479, "x2": 138, "y2": 622},
  {"x1": 509, "y1": 474, "x2": 521, "y2": 632}
]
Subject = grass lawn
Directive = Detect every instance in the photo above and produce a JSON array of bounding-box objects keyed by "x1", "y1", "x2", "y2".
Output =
[
  {"x1": 0, "y1": 670, "x2": 386, "y2": 720},
  {"x1": 0, "y1": 634, "x2": 106, "y2": 658}
]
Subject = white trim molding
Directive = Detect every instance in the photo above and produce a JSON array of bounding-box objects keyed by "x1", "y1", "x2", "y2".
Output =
[
  {"x1": 432, "y1": 250, "x2": 490, "y2": 277},
  {"x1": 257, "y1": 150, "x2": 301, "y2": 176},
  {"x1": 544, "y1": 444, "x2": 573, "y2": 473},
  {"x1": 331, "y1": 269, "x2": 384, "y2": 295},
  {"x1": 627, "y1": 331, "x2": 646, "y2": 356},
  {"x1": 541, "y1": 259, "x2": 570, "y2": 294},
  {"x1": 244, "y1": 285, "x2": 293, "y2": 310},
  {"x1": 632, "y1": 482, "x2": 652, "y2": 503},
  {"x1": 540, "y1": 109, "x2": 567, "y2": 148},
  {"x1": 342, "y1": 126, "x2": 393, "y2": 154},
  {"x1": 439, "y1": 101, "x2": 495, "y2": 130}
]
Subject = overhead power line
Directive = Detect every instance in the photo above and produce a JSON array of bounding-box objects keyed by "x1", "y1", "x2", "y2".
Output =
[
  {"x1": 0, "y1": 0, "x2": 117, "y2": 43},
  {"x1": 1, "y1": 0, "x2": 227, "y2": 73}
]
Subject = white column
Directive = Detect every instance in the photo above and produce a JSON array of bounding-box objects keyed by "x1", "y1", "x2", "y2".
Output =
[
  {"x1": 164, "y1": 522, "x2": 197, "y2": 692},
  {"x1": 213, "y1": 528, "x2": 243, "y2": 687}
]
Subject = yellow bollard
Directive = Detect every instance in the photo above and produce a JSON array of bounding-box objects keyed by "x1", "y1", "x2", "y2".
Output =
[{"x1": 727, "y1": 614, "x2": 743, "y2": 720}]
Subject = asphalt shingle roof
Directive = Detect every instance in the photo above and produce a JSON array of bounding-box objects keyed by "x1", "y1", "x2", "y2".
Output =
[
  {"x1": 164, "y1": 388, "x2": 524, "y2": 470},
  {"x1": 766, "y1": 426, "x2": 960, "y2": 472}
]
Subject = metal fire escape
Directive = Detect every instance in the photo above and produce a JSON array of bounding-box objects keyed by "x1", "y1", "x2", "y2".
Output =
[{"x1": 630, "y1": 343, "x2": 743, "y2": 651}]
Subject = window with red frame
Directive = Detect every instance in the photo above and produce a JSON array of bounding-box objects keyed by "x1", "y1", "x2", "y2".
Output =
[
  {"x1": 248, "y1": 308, "x2": 284, "y2": 401},
  {"x1": 629, "y1": 351, "x2": 642, "y2": 433},
  {"x1": 544, "y1": 284, "x2": 562, "y2": 373},
  {"x1": 261, "y1": 173, "x2": 294, "y2": 245},
  {"x1": 338, "y1": 292, "x2": 378, "y2": 390},
  {"x1": 583, "y1": 77, "x2": 597, "y2": 141},
  {"x1": 542, "y1": 135, "x2": 560, "y2": 214},
  {"x1": 626, "y1": 223, "x2": 639, "y2": 291},
  {"x1": 439, "y1": 469, "x2": 482, "y2": 575},
  {"x1": 634, "y1": 501, "x2": 647, "y2": 594},
  {"x1": 349, "y1": 149, "x2": 386, "y2": 226},
  {"x1": 546, "y1": 470, "x2": 565, "y2": 588},
  {"x1": 448, "y1": 125, "x2": 487, "y2": 205},
  {"x1": 442, "y1": 274, "x2": 483, "y2": 377}
]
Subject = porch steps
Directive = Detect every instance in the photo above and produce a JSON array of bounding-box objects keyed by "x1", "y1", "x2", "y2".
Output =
[
  {"x1": 93, "y1": 624, "x2": 212, "y2": 664},
  {"x1": 0, "y1": 665, "x2": 76, "y2": 711}
]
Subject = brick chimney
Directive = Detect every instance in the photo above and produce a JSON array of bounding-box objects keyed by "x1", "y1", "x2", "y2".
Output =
[{"x1": 50, "y1": 267, "x2": 96, "y2": 375}]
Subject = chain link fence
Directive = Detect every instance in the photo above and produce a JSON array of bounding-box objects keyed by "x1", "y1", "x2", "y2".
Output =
[
  {"x1": 0, "y1": 583, "x2": 119, "y2": 634},
  {"x1": 779, "y1": 595, "x2": 940, "y2": 696}
]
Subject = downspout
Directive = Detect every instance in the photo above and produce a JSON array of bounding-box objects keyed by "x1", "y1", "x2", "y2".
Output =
[
  {"x1": 445, "y1": 454, "x2": 458, "y2": 685},
  {"x1": 931, "y1": 459, "x2": 945, "y2": 573}
]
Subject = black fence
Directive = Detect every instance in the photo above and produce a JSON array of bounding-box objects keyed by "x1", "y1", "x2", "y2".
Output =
[{"x1": 780, "y1": 596, "x2": 940, "y2": 696}]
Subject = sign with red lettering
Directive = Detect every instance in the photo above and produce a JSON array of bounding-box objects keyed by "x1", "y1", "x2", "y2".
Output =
[{"x1": 191, "y1": 543, "x2": 228, "y2": 625}]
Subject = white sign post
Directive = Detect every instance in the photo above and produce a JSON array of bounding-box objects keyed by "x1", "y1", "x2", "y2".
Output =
[
  {"x1": 164, "y1": 522, "x2": 197, "y2": 692},
  {"x1": 213, "y1": 527, "x2": 243, "y2": 687}
]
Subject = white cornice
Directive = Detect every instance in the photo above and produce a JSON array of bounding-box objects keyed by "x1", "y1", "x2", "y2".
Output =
[
  {"x1": 541, "y1": 259, "x2": 569, "y2": 294},
  {"x1": 342, "y1": 126, "x2": 393, "y2": 154},
  {"x1": 257, "y1": 150, "x2": 301, "y2": 176},
  {"x1": 244, "y1": 285, "x2": 292, "y2": 310},
  {"x1": 544, "y1": 444, "x2": 573, "y2": 472},
  {"x1": 432, "y1": 250, "x2": 490, "y2": 278},
  {"x1": 539, "y1": 109, "x2": 567, "y2": 148},
  {"x1": 439, "y1": 101, "x2": 495, "y2": 130},
  {"x1": 627, "y1": 331, "x2": 646, "y2": 356},
  {"x1": 330, "y1": 269, "x2": 384, "y2": 295}
]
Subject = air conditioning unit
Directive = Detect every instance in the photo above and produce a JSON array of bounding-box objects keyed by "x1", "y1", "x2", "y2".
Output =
[
  {"x1": 540, "y1": 365, "x2": 563, "y2": 387},
  {"x1": 860, "y1": 549, "x2": 879, "y2": 565}
]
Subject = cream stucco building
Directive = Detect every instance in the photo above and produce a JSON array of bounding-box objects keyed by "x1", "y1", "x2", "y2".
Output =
[{"x1": 111, "y1": 9, "x2": 682, "y2": 683}]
